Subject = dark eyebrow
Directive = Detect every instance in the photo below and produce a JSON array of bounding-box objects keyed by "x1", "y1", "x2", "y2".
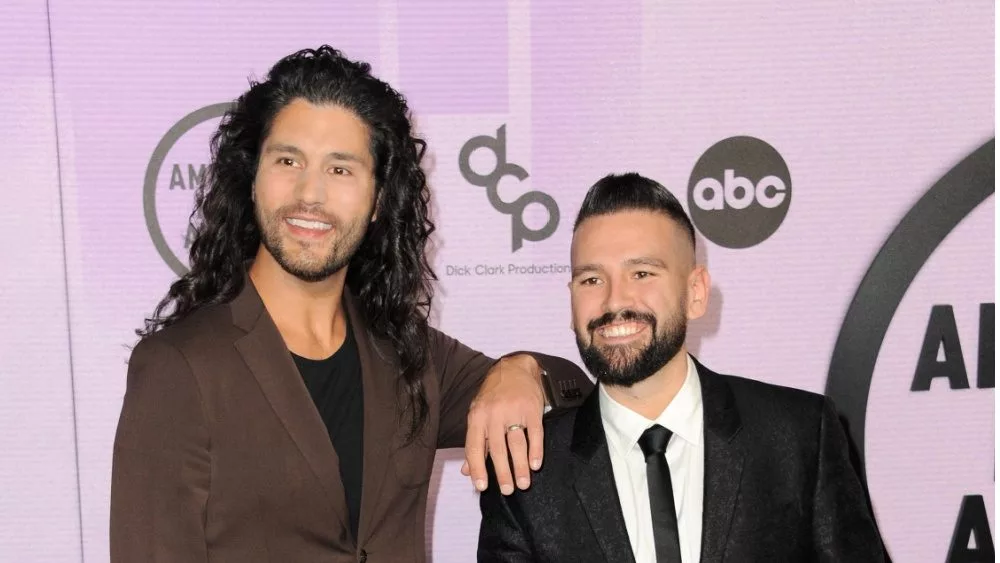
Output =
[
  {"x1": 261, "y1": 143, "x2": 368, "y2": 165},
  {"x1": 262, "y1": 143, "x2": 304, "y2": 157},
  {"x1": 571, "y1": 264, "x2": 603, "y2": 278},
  {"x1": 326, "y1": 151, "x2": 367, "y2": 164},
  {"x1": 625, "y1": 257, "x2": 668, "y2": 269}
]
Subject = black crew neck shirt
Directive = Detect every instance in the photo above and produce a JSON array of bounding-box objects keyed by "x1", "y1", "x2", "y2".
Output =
[{"x1": 291, "y1": 324, "x2": 364, "y2": 541}]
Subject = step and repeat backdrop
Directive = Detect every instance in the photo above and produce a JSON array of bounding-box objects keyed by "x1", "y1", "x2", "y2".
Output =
[{"x1": 1, "y1": 0, "x2": 993, "y2": 561}]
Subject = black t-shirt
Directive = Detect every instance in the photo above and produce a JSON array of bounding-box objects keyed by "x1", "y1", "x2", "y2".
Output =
[{"x1": 291, "y1": 324, "x2": 364, "y2": 542}]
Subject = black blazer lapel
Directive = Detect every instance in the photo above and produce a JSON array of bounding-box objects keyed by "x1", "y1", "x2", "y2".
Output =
[
  {"x1": 230, "y1": 280, "x2": 353, "y2": 538},
  {"x1": 570, "y1": 390, "x2": 637, "y2": 563},
  {"x1": 696, "y1": 361, "x2": 745, "y2": 563}
]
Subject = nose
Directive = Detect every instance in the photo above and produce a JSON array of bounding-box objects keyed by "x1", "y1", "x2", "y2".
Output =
[
  {"x1": 294, "y1": 164, "x2": 327, "y2": 206},
  {"x1": 603, "y1": 273, "x2": 636, "y2": 315}
]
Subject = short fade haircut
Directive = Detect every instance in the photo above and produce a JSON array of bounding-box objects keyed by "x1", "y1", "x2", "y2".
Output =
[{"x1": 573, "y1": 172, "x2": 696, "y2": 252}]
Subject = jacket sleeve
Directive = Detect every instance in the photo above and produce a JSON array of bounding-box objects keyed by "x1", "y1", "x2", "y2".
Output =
[
  {"x1": 477, "y1": 459, "x2": 536, "y2": 562},
  {"x1": 110, "y1": 337, "x2": 211, "y2": 563},
  {"x1": 430, "y1": 328, "x2": 498, "y2": 448},
  {"x1": 431, "y1": 328, "x2": 591, "y2": 449},
  {"x1": 811, "y1": 397, "x2": 886, "y2": 562}
]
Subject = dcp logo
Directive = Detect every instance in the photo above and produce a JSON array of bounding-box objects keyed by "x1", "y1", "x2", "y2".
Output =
[
  {"x1": 459, "y1": 125, "x2": 559, "y2": 252},
  {"x1": 687, "y1": 136, "x2": 791, "y2": 248},
  {"x1": 143, "y1": 103, "x2": 233, "y2": 276}
]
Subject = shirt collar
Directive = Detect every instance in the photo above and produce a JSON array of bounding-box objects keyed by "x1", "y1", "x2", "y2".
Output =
[{"x1": 599, "y1": 354, "x2": 704, "y2": 457}]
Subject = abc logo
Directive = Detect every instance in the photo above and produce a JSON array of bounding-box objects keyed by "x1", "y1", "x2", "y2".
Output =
[{"x1": 687, "y1": 136, "x2": 791, "y2": 248}]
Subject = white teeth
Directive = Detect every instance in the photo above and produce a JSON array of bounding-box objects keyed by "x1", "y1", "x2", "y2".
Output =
[
  {"x1": 603, "y1": 325, "x2": 641, "y2": 338},
  {"x1": 286, "y1": 218, "x2": 332, "y2": 230}
]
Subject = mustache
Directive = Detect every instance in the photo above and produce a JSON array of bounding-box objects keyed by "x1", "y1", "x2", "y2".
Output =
[{"x1": 587, "y1": 309, "x2": 657, "y2": 333}]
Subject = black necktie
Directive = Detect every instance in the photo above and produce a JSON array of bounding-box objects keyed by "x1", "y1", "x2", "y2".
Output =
[{"x1": 638, "y1": 424, "x2": 683, "y2": 563}]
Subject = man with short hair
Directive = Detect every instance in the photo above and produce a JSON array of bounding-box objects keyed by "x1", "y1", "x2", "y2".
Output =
[{"x1": 478, "y1": 172, "x2": 884, "y2": 562}]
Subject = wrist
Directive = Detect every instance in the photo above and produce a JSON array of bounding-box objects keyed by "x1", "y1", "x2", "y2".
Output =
[{"x1": 494, "y1": 352, "x2": 552, "y2": 406}]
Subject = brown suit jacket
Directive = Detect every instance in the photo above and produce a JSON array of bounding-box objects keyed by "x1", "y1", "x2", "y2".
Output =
[{"x1": 111, "y1": 281, "x2": 583, "y2": 563}]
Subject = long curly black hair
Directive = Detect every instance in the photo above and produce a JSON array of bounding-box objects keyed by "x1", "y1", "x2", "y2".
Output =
[{"x1": 140, "y1": 46, "x2": 436, "y2": 438}]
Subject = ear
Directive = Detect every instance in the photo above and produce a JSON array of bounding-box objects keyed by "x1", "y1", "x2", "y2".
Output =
[{"x1": 686, "y1": 266, "x2": 711, "y2": 320}]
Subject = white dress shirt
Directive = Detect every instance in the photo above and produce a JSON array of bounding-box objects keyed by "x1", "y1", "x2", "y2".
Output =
[{"x1": 599, "y1": 355, "x2": 704, "y2": 563}]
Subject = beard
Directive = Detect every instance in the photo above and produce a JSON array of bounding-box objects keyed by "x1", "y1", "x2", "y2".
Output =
[
  {"x1": 256, "y1": 202, "x2": 370, "y2": 282},
  {"x1": 575, "y1": 305, "x2": 687, "y2": 388}
]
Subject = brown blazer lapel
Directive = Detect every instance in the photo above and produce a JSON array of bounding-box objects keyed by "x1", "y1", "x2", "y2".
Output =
[
  {"x1": 230, "y1": 281, "x2": 352, "y2": 537},
  {"x1": 343, "y1": 292, "x2": 396, "y2": 546}
]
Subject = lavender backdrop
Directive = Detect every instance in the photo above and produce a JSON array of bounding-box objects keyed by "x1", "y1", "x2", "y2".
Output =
[{"x1": 0, "y1": 1, "x2": 993, "y2": 561}]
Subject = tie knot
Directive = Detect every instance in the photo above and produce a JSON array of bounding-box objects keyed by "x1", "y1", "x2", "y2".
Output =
[{"x1": 638, "y1": 424, "x2": 673, "y2": 459}]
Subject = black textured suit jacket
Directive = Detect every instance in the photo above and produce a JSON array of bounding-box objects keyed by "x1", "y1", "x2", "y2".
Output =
[{"x1": 478, "y1": 361, "x2": 885, "y2": 562}]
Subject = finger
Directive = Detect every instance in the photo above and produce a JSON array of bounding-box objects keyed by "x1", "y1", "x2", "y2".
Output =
[
  {"x1": 506, "y1": 426, "x2": 531, "y2": 490},
  {"x1": 460, "y1": 461, "x2": 470, "y2": 476},
  {"x1": 464, "y1": 414, "x2": 489, "y2": 491},
  {"x1": 527, "y1": 419, "x2": 544, "y2": 471},
  {"x1": 488, "y1": 422, "x2": 514, "y2": 496}
]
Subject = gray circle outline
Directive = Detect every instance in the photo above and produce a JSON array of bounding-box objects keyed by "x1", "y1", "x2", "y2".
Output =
[
  {"x1": 143, "y1": 103, "x2": 233, "y2": 276},
  {"x1": 825, "y1": 138, "x2": 994, "y2": 479}
]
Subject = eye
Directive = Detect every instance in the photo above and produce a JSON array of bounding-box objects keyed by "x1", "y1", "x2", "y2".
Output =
[
  {"x1": 330, "y1": 166, "x2": 352, "y2": 176},
  {"x1": 578, "y1": 277, "x2": 602, "y2": 286},
  {"x1": 634, "y1": 271, "x2": 653, "y2": 279},
  {"x1": 277, "y1": 157, "x2": 297, "y2": 167}
]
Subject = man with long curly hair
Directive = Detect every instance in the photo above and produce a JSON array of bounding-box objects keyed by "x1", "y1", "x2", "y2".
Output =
[{"x1": 110, "y1": 46, "x2": 587, "y2": 563}]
